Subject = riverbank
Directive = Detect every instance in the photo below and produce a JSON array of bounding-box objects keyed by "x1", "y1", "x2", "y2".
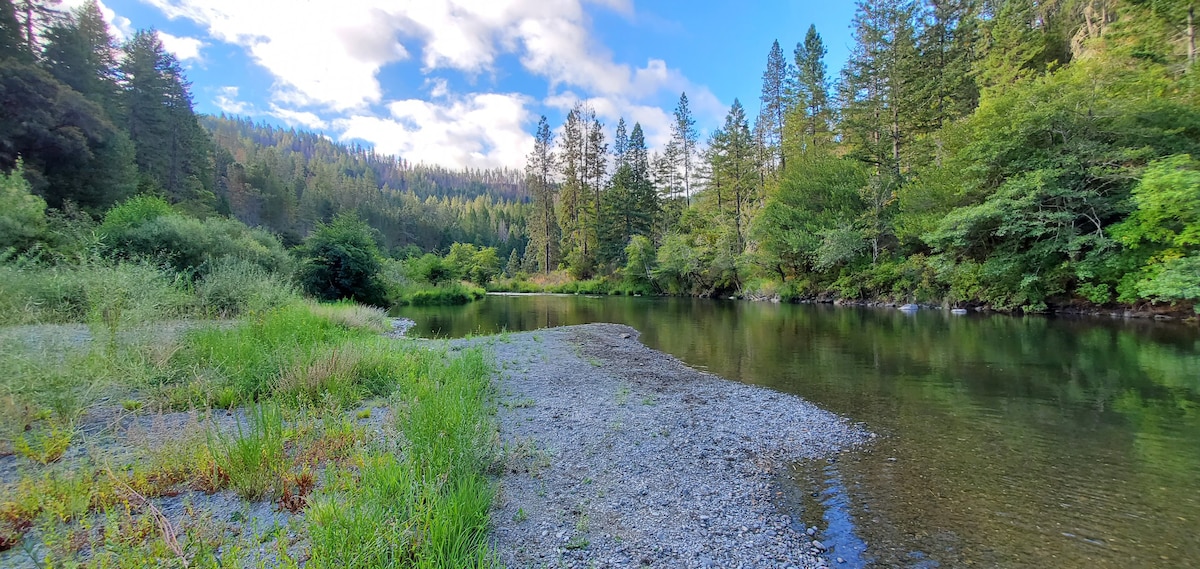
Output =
[
  {"x1": 0, "y1": 303, "x2": 494, "y2": 567},
  {"x1": 476, "y1": 323, "x2": 871, "y2": 568}
]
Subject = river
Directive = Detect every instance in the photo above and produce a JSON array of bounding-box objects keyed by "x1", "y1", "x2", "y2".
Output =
[{"x1": 396, "y1": 294, "x2": 1200, "y2": 568}]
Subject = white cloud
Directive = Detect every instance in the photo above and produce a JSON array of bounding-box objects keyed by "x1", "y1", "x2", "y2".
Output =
[
  {"x1": 143, "y1": 0, "x2": 410, "y2": 111},
  {"x1": 141, "y1": 0, "x2": 725, "y2": 168},
  {"x1": 336, "y1": 93, "x2": 534, "y2": 169},
  {"x1": 159, "y1": 32, "x2": 204, "y2": 61},
  {"x1": 214, "y1": 86, "x2": 251, "y2": 115},
  {"x1": 269, "y1": 106, "x2": 329, "y2": 130}
]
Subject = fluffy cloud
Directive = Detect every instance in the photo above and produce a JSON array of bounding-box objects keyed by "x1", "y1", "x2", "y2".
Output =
[
  {"x1": 141, "y1": 0, "x2": 723, "y2": 168},
  {"x1": 143, "y1": 0, "x2": 410, "y2": 111},
  {"x1": 214, "y1": 86, "x2": 250, "y2": 115},
  {"x1": 158, "y1": 32, "x2": 204, "y2": 62},
  {"x1": 336, "y1": 93, "x2": 534, "y2": 170}
]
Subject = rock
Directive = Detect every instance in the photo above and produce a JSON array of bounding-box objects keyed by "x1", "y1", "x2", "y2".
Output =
[
  {"x1": 620, "y1": 333, "x2": 631, "y2": 339},
  {"x1": 837, "y1": 557, "x2": 846, "y2": 563},
  {"x1": 806, "y1": 527, "x2": 817, "y2": 536},
  {"x1": 899, "y1": 304, "x2": 919, "y2": 311},
  {"x1": 951, "y1": 308, "x2": 968, "y2": 315},
  {"x1": 812, "y1": 540, "x2": 826, "y2": 550}
]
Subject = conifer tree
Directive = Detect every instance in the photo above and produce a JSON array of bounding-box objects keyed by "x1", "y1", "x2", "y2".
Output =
[
  {"x1": 913, "y1": 0, "x2": 979, "y2": 131},
  {"x1": 671, "y1": 92, "x2": 698, "y2": 205},
  {"x1": 14, "y1": 0, "x2": 60, "y2": 53},
  {"x1": 758, "y1": 39, "x2": 793, "y2": 176},
  {"x1": 791, "y1": 25, "x2": 832, "y2": 152},
  {"x1": 42, "y1": 0, "x2": 117, "y2": 113},
  {"x1": 839, "y1": 0, "x2": 920, "y2": 174},
  {"x1": 0, "y1": 0, "x2": 31, "y2": 61},
  {"x1": 121, "y1": 29, "x2": 214, "y2": 210},
  {"x1": 525, "y1": 116, "x2": 559, "y2": 274}
]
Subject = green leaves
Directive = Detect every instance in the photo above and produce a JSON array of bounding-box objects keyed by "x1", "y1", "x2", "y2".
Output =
[{"x1": 298, "y1": 214, "x2": 387, "y2": 306}]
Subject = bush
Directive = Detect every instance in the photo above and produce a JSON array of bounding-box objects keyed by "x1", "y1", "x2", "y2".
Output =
[
  {"x1": 0, "y1": 260, "x2": 191, "y2": 326},
  {"x1": 101, "y1": 196, "x2": 292, "y2": 277},
  {"x1": 0, "y1": 161, "x2": 47, "y2": 253},
  {"x1": 298, "y1": 215, "x2": 388, "y2": 306},
  {"x1": 195, "y1": 257, "x2": 300, "y2": 317},
  {"x1": 394, "y1": 282, "x2": 486, "y2": 306}
]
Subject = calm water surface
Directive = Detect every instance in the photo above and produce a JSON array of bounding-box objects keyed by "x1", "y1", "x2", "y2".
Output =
[{"x1": 398, "y1": 294, "x2": 1200, "y2": 568}]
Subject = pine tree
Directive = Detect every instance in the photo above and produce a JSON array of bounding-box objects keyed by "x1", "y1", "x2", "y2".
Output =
[
  {"x1": 758, "y1": 39, "x2": 793, "y2": 176},
  {"x1": 42, "y1": 0, "x2": 118, "y2": 113},
  {"x1": 557, "y1": 104, "x2": 584, "y2": 264},
  {"x1": 1, "y1": 0, "x2": 31, "y2": 61},
  {"x1": 586, "y1": 116, "x2": 607, "y2": 246},
  {"x1": 613, "y1": 117, "x2": 628, "y2": 169},
  {"x1": 790, "y1": 25, "x2": 832, "y2": 153},
  {"x1": 599, "y1": 122, "x2": 655, "y2": 266},
  {"x1": 708, "y1": 100, "x2": 757, "y2": 249},
  {"x1": 839, "y1": 0, "x2": 920, "y2": 174},
  {"x1": 913, "y1": 0, "x2": 979, "y2": 131},
  {"x1": 121, "y1": 29, "x2": 214, "y2": 210},
  {"x1": 14, "y1": 0, "x2": 60, "y2": 53},
  {"x1": 671, "y1": 92, "x2": 698, "y2": 205},
  {"x1": 525, "y1": 116, "x2": 559, "y2": 274}
]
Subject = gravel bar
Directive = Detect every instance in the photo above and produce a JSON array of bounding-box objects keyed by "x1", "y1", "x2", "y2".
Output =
[{"x1": 482, "y1": 323, "x2": 871, "y2": 569}]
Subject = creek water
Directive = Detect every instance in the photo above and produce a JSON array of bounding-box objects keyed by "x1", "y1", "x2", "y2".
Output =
[{"x1": 396, "y1": 294, "x2": 1200, "y2": 568}]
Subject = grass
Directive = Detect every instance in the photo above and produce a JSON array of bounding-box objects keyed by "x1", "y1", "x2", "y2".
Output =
[
  {"x1": 0, "y1": 295, "x2": 499, "y2": 567},
  {"x1": 391, "y1": 281, "x2": 487, "y2": 307},
  {"x1": 208, "y1": 403, "x2": 287, "y2": 501}
]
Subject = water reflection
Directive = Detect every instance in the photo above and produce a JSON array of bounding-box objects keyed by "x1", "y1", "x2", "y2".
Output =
[{"x1": 399, "y1": 295, "x2": 1200, "y2": 567}]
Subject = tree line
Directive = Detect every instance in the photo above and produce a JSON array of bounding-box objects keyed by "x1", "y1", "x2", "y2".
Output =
[
  {"x1": 518, "y1": 0, "x2": 1200, "y2": 312},
  {"x1": 0, "y1": 0, "x2": 531, "y2": 261}
]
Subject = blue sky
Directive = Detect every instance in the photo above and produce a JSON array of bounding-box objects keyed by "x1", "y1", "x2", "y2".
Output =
[{"x1": 69, "y1": 0, "x2": 859, "y2": 169}]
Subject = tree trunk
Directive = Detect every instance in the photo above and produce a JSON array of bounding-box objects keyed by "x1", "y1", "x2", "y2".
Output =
[{"x1": 1189, "y1": 3, "x2": 1196, "y2": 68}]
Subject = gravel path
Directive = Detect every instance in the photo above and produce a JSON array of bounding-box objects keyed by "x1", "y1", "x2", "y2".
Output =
[{"x1": 484, "y1": 324, "x2": 871, "y2": 569}]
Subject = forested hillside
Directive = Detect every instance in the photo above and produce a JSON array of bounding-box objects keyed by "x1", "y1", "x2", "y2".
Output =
[
  {"x1": 2, "y1": 0, "x2": 1198, "y2": 312},
  {"x1": 517, "y1": 0, "x2": 1200, "y2": 313},
  {"x1": 0, "y1": 0, "x2": 529, "y2": 257},
  {"x1": 205, "y1": 116, "x2": 529, "y2": 254}
]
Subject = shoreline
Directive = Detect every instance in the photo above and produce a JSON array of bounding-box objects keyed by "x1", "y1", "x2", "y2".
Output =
[
  {"x1": 476, "y1": 323, "x2": 871, "y2": 568},
  {"x1": 482, "y1": 291, "x2": 1197, "y2": 323}
]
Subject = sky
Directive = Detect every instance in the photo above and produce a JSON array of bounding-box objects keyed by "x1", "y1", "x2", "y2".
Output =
[{"x1": 65, "y1": 0, "x2": 860, "y2": 170}]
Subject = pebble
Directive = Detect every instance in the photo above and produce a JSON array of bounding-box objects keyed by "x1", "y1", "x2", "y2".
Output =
[{"x1": 480, "y1": 324, "x2": 872, "y2": 569}]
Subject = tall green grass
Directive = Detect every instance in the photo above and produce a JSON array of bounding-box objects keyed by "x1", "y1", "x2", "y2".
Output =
[
  {"x1": 0, "y1": 261, "x2": 191, "y2": 326},
  {"x1": 208, "y1": 403, "x2": 287, "y2": 501},
  {"x1": 390, "y1": 281, "x2": 487, "y2": 306},
  {"x1": 307, "y1": 346, "x2": 495, "y2": 568}
]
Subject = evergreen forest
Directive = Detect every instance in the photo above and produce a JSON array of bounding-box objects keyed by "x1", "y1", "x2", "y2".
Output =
[{"x1": 2, "y1": 0, "x2": 1199, "y2": 314}]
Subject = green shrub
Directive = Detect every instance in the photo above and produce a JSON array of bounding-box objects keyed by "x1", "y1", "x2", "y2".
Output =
[
  {"x1": 0, "y1": 261, "x2": 190, "y2": 326},
  {"x1": 195, "y1": 257, "x2": 300, "y2": 317},
  {"x1": 0, "y1": 161, "x2": 47, "y2": 253},
  {"x1": 298, "y1": 214, "x2": 388, "y2": 306},
  {"x1": 102, "y1": 211, "x2": 292, "y2": 277},
  {"x1": 393, "y1": 282, "x2": 486, "y2": 306}
]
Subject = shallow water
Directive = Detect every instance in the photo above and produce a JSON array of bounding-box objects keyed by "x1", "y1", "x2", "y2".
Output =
[{"x1": 397, "y1": 295, "x2": 1200, "y2": 568}]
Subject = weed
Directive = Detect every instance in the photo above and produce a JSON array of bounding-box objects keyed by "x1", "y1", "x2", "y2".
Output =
[
  {"x1": 512, "y1": 507, "x2": 528, "y2": 522},
  {"x1": 13, "y1": 419, "x2": 74, "y2": 464},
  {"x1": 208, "y1": 403, "x2": 286, "y2": 501},
  {"x1": 615, "y1": 384, "x2": 631, "y2": 405},
  {"x1": 278, "y1": 467, "x2": 316, "y2": 514},
  {"x1": 503, "y1": 397, "x2": 536, "y2": 409}
]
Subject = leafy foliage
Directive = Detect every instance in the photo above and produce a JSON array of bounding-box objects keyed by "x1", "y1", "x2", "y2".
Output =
[{"x1": 298, "y1": 214, "x2": 387, "y2": 306}]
